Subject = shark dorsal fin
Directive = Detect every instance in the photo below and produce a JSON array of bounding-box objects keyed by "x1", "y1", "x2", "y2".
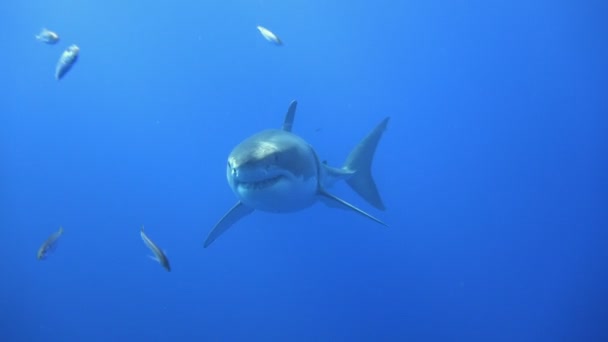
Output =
[{"x1": 282, "y1": 100, "x2": 298, "y2": 132}]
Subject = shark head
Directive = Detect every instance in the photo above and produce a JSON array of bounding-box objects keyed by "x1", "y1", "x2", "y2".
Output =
[{"x1": 226, "y1": 129, "x2": 320, "y2": 212}]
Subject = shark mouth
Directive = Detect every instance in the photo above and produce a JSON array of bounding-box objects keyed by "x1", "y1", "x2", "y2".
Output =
[{"x1": 238, "y1": 175, "x2": 283, "y2": 190}]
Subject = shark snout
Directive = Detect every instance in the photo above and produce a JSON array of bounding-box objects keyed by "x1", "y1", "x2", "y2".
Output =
[
  {"x1": 227, "y1": 157, "x2": 286, "y2": 189},
  {"x1": 228, "y1": 165, "x2": 238, "y2": 178},
  {"x1": 226, "y1": 160, "x2": 253, "y2": 184},
  {"x1": 230, "y1": 166, "x2": 267, "y2": 184},
  {"x1": 227, "y1": 158, "x2": 240, "y2": 175}
]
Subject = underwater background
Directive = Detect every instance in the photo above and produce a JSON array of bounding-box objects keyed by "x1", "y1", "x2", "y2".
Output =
[{"x1": 1, "y1": 0, "x2": 607, "y2": 341}]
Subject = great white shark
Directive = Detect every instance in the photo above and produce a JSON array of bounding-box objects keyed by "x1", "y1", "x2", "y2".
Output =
[{"x1": 204, "y1": 100, "x2": 390, "y2": 247}]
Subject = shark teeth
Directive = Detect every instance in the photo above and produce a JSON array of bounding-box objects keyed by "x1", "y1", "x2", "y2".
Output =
[{"x1": 239, "y1": 175, "x2": 282, "y2": 190}]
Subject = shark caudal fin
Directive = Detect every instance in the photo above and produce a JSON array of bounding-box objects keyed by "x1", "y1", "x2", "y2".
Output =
[{"x1": 343, "y1": 117, "x2": 390, "y2": 210}]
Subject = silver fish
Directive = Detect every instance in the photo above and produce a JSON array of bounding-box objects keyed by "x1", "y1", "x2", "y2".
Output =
[
  {"x1": 35, "y1": 28, "x2": 59, "y2": 44},
  {"x1": 37, "y1": 226, "x2": 64, "y2": 260},
  {"x1": 55, "y1": 44, "x2": 80, "y2": 80},
  {"x1": 140, "y1": 226, "x2": 171, "y2": 272},
  {"x1": 256, "y1": 25, "x2": 283, "y2": 46}
]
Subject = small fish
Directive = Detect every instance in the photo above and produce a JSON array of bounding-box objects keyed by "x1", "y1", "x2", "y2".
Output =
[
  {"x1": 256, "y1": 25, "x2": 283, "y2": 46},
  {"x1": 37, "y1": 226, "x2": 64, "y2": 260},
  {"x1": 35, "y1": 28, "x2": 60, "y2": 44},
  {"x1": 140, "y1": 226, "x2": 171, "y2": 272},
  {"x1": 55, "y1": 44, "x2": 80, "y2": 80}
]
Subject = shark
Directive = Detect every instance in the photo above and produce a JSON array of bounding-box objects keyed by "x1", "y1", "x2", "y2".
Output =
[{"x1": 204, "y1": 100, "x2": 390, "y2": 247}]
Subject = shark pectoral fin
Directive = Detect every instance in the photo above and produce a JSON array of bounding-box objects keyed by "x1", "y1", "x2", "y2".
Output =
[
  {"x1": 204, "y1": 201, "x2": 254, "y2": 248},
  {"x1": 319, "y1": 190, "x2": 388, "y2": 227}
]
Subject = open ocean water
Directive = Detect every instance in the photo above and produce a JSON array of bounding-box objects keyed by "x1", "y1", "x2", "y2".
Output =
[{"x1": 1, "y1": 0, "x2": 607, "y2": 341}]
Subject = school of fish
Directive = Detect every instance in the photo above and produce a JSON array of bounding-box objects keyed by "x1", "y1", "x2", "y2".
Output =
[{"x1": 34, "y1": 25, "x2": 284, "y2": 81}]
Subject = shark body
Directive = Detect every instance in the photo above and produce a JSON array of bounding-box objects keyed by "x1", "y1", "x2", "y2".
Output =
[{"x1": 204, "y1": 100, "x2": 389, "y2": 247}]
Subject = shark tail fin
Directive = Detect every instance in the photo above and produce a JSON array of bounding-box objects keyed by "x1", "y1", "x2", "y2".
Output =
[{"x1": 343, "y1": 117, "x2": 390, "y2": 211}]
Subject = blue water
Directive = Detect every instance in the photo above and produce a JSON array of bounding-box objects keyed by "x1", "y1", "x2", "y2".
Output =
[{"x1": 1, "y1": 1, "x2": 607, "y2": 341}]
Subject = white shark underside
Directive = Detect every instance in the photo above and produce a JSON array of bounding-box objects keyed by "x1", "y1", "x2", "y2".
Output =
[{"x1": 204, "y1": 100, "x2": 390, "y2": 247}]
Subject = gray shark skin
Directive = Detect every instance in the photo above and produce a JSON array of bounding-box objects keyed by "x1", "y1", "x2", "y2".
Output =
[{"x1": 204, "y1": 100, "x2": 389, "y2": 247}]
